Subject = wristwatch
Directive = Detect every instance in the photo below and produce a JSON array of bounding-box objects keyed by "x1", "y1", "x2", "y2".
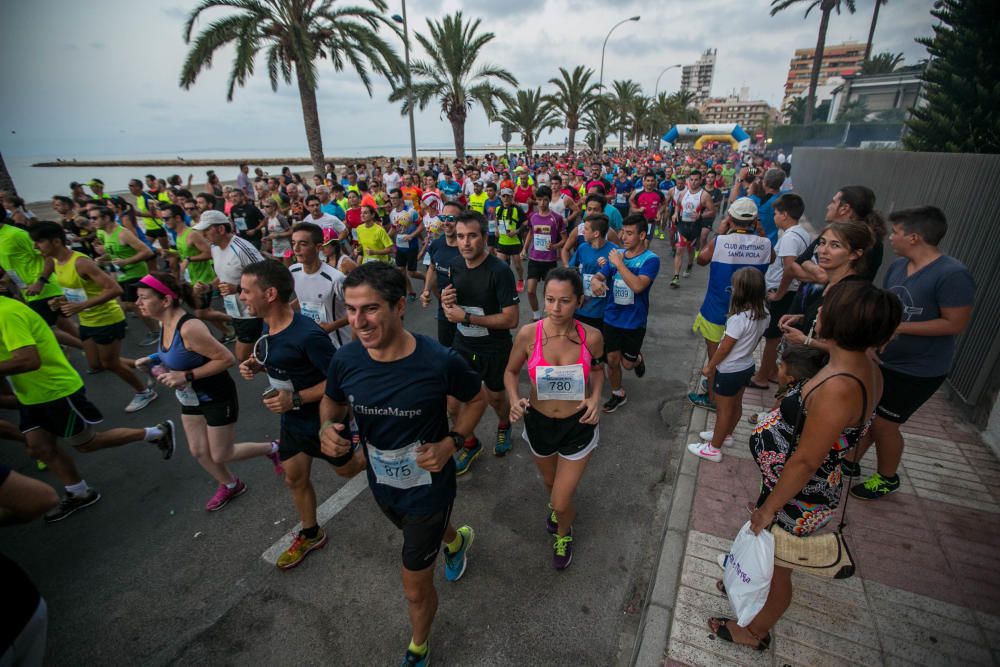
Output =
[
  {"x1": 291, "y1": 392, "x2": 303, "y2": 411},
  {"x1": 462, "y1": 312, "x2": 472, "y2": 326},
  {"x1": 446, "y1": 431, "x2": 464, "y2": 452},
  {"x1": 184, "y1": 371, "x2": 195, "y2": 383}
]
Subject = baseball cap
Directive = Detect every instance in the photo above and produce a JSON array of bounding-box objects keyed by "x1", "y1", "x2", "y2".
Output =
[
  {"x1": 70, "y1": 181, "x2": 82, "y2": 189},
  {"x1": 500, "y1": 187, "x2": 514, "y2": 196},
  {"x1": 322, "y1": 227, "x2": 340, "y2": 246},
  {"x1": 87, "y1": 178, "x2": 104, "y2": 187},
  {"x1": 729, "y1": 197, "x2": 758, "y2": 222},
  {"x1": 192, "y1": 209, "x2": 230, "y2": 231}
]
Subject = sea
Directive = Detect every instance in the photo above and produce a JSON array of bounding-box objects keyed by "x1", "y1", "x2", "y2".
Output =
[{"x1": 7, "y1": 143, "x2": 535, "y2": 204}]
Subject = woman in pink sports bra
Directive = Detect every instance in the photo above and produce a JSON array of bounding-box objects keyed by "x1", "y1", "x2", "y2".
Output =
[{"x1": 504, "y1": 267, "x2": 604, "y2": 570}]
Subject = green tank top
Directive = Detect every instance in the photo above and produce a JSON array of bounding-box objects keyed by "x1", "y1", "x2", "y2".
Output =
[
  {"x1": 176, "y1": 228, "x2": 217, "y2": 285},
  {"x1": 53, "y1": 251, "x2": 125, "y2": 327},
  {"x1": 97, "y1": 225, "x2": 148, "y2": 282}
]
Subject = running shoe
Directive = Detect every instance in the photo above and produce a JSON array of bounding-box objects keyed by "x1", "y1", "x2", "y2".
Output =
[
  {"x1": 139, "y1": 331, "x2": 160, "y2": 347},
  {"x1": 698, "y1": 430, "x2": 733, "y2": 447},
  {"x1": 125, "y1": 389, "x2": 158, "y2": 413},
  {"x1": 494, "y1": 424, "x2": 512, "y2": 456},
  {"x1": 553, "y1": 530, "x2": 574, "y2": 570},
  {"x1": 850, "y1": 472, "x2": 900, "y2": 500},
  {"x1": 670, "y1": 275, "x2": 680, "y2": 289},
  {"x1": 657, "y1": 231, "x2": 666, "y2": 240},
  {"x1": 444, "y1": 525, "x2": 474, "y2": 582},
  {"x1": 205, "y1": 478, "x2": 248, "y2": 512},
  {"x1": 602, "y1": 393, "x2": 628, "y2": 413},
  {"x1": 400, "y1": 647, "x2": 430, "y2": 667},
  {"x1": 683, "y1": 268, "x2": 691, "y2": 278},
  {"x1": 546, "y1": 503, "x2": 558, "y2": 535},
  {"x1": 687, "y1": 442, "x2": 722, "y2": 462},
  {"x1": 516, "y1": 279, "x2": 524, "y2": 292},
  {"x1": 839, "y1": 459, "x2": 861, "y2": 478},
  {"x1": 267, "y1": 444, "x2": 284, "y2": 476},
  {"x1": 687, "y1": 392, "x2": 716, "y2": 411},
  {"x1": 45, "y1": 489, "x2": 101, "y2": 523},
  {"x1": 151, "y1": 420, "x2": 176, "y2": 460},
  {"x1": 634, "y1": 354, "x2": 646, "y2": 378},
  {"x1": 86, "y1": 367, "x2": 104, "y2": 375},
  {"x1": 276, "y1": 528, "x2": 328, "y2": 570},
  {"x1": 453, "y1": 439, "x2": 482, "y2": 476}
]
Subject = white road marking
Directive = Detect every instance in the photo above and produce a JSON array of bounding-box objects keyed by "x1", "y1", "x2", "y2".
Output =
[{"x1": 261, "y1": 474, "x2": 368, "y2": 564}]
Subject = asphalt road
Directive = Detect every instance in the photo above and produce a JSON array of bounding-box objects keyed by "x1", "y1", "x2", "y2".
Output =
[{"x1": 0, "y1": 239, "x2": 708, "y2": 666}]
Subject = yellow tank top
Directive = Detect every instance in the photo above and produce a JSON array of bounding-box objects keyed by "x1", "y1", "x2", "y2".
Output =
[{"x1": 53, "y1": 251, "x2": 125, "y2": 327}]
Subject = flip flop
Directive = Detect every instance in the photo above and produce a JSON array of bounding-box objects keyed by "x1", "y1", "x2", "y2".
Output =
[
  {"x1": 745, "y1": 380, "x2": 770, "y2": 390},
  {"x1": 708, "y1": 617, "x2": 772, "y2": 651}
]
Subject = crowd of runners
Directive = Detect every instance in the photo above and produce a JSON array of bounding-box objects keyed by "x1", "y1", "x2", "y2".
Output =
[{"x1": 0, "y1": 146, "x2": 976, "y2": 664}]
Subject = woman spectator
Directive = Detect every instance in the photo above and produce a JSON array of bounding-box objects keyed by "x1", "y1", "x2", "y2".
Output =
[
  {"x1": 261, "y1": 201, "x2": 292, "y2": 266},
  {"x1": 708, "y1": 280, "x2": 901, "y2": 650},
  {"x1": 793, "y1": 185, "x2": 885, "y2": 282}
]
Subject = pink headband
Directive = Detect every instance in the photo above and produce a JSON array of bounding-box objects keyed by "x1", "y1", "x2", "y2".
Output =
[{"x1": 138, "y1": 274, "x2": 179, "y2": 300}]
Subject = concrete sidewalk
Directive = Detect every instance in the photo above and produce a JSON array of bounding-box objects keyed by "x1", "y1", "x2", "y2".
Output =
[{"x1": 636, "y1": 377, "x2": 1000, "y2": 666}]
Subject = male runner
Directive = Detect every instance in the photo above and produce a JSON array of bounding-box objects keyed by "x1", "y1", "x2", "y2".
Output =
[
  {"x1": 482, "y1": 182, "x2": 502, "y2": 253},
  {"x1": 302, "y1": 194, "x2": 348, "y2": 241},
  {"x1": 629, "y1": 174, "x2": 667, "y2": 245},
  {"x1": 128, "y1": 178, "x2": 170, "y2": 254},
  {"x1": 228, "y1": 189, "x2": 266, "y2": 250},
  {"x1": 0, "y1": 296, "x2": 174, "y2": 522},
  {"x1": 670, "y1": 170, "x2": 716, "y2": 287},
  {"x1": 441, "y1": 211, "x2": 519, "y2": 470},
  {"x1": 193, "y1": 210, "x2": 265, "y2": 362},
  {"x1": 567, "y1": 214, "x2": 617, "y2": 331},
  {"x1": 388, "y1": 189, "x2": 424, "y2": 301},
  {"x1": 237, "y1": 259, "x2": 345, "y2": 569},
  {"x1": 495, "y1": 188, "x2": 527, "y2": 292},
  {"x1": 420, "y1": 203, "x2": 463, "y2": 348},
  {"x1": 522, "y1": 186, "x2": 567, "y2": 321},
  {"x1": 589, "y1": 214, "x2": 660, "y2": 412},
  {"x1": 289, "y1": 223, "x2": 352, "y2": 348}
]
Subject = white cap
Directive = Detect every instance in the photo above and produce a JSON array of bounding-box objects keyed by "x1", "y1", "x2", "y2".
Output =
[{"x1": 192, "y1": 209, "x2": 230, "y2": 231}]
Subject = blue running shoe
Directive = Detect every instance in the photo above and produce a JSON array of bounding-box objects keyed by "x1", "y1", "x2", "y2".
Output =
[
  {"x1": 494, "y1": 424, "x2": 512, "y2": 456},
  {"x1": 444, "y1": 525, "x2": 474, "y2": 582},
  {"x1": 453, "y1": 439, "x2": 482, "y2": 476},
  {"x1": 400, "y1": 646, "x2": 430, "y2": 666},
  {"x1": 687, "y1": 392, "x2": 716, "y2": 411}
]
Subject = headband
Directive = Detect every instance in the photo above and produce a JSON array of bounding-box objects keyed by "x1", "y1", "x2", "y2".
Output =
[{"x1": 138, "y1": 274, "x2": 179, "y2": 300}]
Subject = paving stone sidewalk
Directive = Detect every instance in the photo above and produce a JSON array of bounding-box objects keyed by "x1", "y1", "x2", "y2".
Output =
[{"x1": 638, "y1": 381, "x2": 1000, "y2": 666}]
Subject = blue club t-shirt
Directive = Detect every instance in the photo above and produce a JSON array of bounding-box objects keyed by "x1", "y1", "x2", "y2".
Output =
[
  {"x1": 700, "y1": 232, "x2": 772, "y2": 325},
  {"x1": 598, "y1": 249, "x2": 660, "y2": 329},
  {"x1": 325, "y1": 334, "x2": 482, "y2": 513},
  {"x1": 428, "y1": 236, "x2": 462, "y2": 322},
  {"x1": 569, "y1": 241, "x2": 619, "y2": 320},
  {"x1": 262, "y1": 313, "x2": 336, "y2": 435}
]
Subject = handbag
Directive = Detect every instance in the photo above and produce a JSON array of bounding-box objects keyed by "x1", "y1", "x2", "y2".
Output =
[{"x1": 768, "y1": 373, "x2": 865, "y2": 579}]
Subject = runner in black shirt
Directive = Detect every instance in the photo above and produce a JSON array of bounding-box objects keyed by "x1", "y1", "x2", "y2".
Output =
[
  {"x1": 441, "y1": 210, "x2": 520, "y2": 472},
  {"x1": 228, "y1": 190, "x2": 266, "y2": 250}
]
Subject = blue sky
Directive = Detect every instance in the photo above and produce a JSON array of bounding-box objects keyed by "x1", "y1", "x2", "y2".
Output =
[{"x1": 0, "y1": 0, "x2": 935, "y2": 158}]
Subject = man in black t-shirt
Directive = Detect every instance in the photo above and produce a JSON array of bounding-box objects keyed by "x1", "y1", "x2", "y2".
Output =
[
  {"x1": 441, "y1": 210, "x2": 520, "y2": 472},
  {"x1": 420, "y1": 202, "x2": 463, "y2": 347},
  {"x1": 228, "y1": 189, "x2": 266, "y2": 250},
  {"x1": 320, "y1": 263, "x2": 485, "y2": 667},
  {"x1": 237, "y1": 259, "x2": 351, "y2": 571}
]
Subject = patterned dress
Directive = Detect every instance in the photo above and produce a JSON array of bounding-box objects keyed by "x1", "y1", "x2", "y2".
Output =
[{"x1": 749, "y1": 375, "x2": 872, "y2": 536}]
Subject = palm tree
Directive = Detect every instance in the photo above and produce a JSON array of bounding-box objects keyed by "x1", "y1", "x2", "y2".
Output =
[
  {"x1": 861, "y1": 51, "x2": 904, "y2": 74},
  {"x1": 783, "y1": 96, "x2": 808, "y2": 124},
  {"x1": 180, "y1": 0, "x2": 402, "y2": 175},
  {"x1": 497, "y1": 88, "x2": 560, "y2": 160},
  {"x1": 628, "y1": 95, "x2": 652, "y2": 148},
  {"x1": 544, "y1": 66, "x2": 600, "y2": 154},
  {"x1": 609, "y1": 79, "x2": 641, "y2": 151},
  {"x1": 389, "y1": 11, "x2": 516, "y2": 159},
  {"x1": 864, "y1": 0, "x2": 888, "y2": 61},
  {"x1": 582, "y1": 97, "x2": 614, "y2": 153},
  {"x1": 770, "y1": 0, "x2": 856, "y2": 124}
]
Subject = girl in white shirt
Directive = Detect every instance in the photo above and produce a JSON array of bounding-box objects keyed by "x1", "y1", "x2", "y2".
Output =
[{"x1": 688, "y1": 267, "x2": 769, "y2": 462}]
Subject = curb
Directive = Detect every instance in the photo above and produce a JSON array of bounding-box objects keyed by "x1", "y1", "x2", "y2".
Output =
[{"x1": 631, "y1": 398, "x2": 711, "y2": 666}]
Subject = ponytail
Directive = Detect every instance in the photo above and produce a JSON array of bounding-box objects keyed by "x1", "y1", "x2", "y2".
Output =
[{"x1": 839, "y1": 185, "x2": 885, "y2": 240}]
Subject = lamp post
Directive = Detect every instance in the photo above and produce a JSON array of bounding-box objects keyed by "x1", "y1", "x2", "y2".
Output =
[
  {"x1": 391, "y1": 5, "x2": 417, "y2": 169},
  {"x1": 596, "y1": 15, "x2": 639, "y2": 151}
]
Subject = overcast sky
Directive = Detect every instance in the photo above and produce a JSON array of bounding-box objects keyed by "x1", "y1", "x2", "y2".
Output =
[{"x1": 0, "y1": 0, "x2": 935, "y2": 158}]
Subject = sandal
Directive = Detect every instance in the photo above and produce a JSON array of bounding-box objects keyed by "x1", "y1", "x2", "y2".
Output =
[
  {"x1": 708, "y1": 617, "x2": 772, "y2": 651},
  {"x1": 746, "y1": 380, "x2": 770, "y2": 390}
]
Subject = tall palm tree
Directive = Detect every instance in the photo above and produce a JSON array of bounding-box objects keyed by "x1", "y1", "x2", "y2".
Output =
[
  {"x1": 544, "y1": 66, "x2": 600, "y2": 154},
  {"x1": 783, "y1": 96, "x2": 808, "y2": 124},
  {"x1": 770, "y1": 0, "x2": 856, "y2": 125},
  {"x1": 582, "y1": 97, "x2": 614, "y2": 153},
  {"x1": 609, "y1": 79, "x2": 641, "y2": 151},
  {"x1": 389, "y1": 11, "x2": 517, "y2": 159},
  {"x1": 497, "y1": 88, "x2": 560, "y2": 160},
  {"x1": 180, "y1": 0, "x2": 403, "y2": 174},
  {"x1": 861, "y1": 51, "x2": 904, "y2": 74},
  {"x1": 864, "y1": 0, "x2": 888, "y2": 61},
  {"x1": 628, "y1": 95, "x2": 652, "y2": 148}
]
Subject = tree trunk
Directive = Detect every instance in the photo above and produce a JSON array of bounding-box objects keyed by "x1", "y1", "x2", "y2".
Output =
[
  {"x1": 449, "y1": 112, "x2": 466, "y2": 161},
  {"x1": 295, "y1": 65, "x2": 326, "y2": 175},
  {"x1": 525, "y1": 134, "x2": 534, "y2": 160},
  {"x1": 804, "y1": 6, "x2": 833, "y2": 125},
  {"x1": 567, "y1": 124, "x2": 576, "y2": 154},
  {"x1": 864, "y1": 0, "x2": 882, "y2": 61},
  {"x1": 0, "y1": 152, "x2": 16, "y2": 196}
]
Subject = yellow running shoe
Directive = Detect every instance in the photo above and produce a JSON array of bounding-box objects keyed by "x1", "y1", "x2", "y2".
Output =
[{"x1": 277, "y1": 528, "x2": 329, "y2": 570}]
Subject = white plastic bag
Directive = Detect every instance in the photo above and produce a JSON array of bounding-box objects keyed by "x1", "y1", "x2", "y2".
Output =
[{"x1": 722, "y1": 520, "x2": 775, "y2": 626}]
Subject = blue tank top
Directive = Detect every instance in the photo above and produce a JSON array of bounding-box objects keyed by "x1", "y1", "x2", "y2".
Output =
[{"x1": 158, "y1": 314, "x2": 235, "y2": 402}]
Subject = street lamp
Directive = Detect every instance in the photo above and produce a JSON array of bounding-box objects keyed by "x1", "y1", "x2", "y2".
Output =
[
  {"x1": 598, "y1": 16, "x2": 640, "y2": 94},
  {"x1": 391, "y1": 5, "x2": 417, "y2": 169},
  {"x1": 653, "y1": 64, "x2": 683, "y2": 99}
]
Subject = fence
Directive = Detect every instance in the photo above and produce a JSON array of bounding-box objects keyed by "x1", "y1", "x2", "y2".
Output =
[
  {"x1": 772, "y1": 123, "x2": 905, "y2": 152},
  {"x1": 790, "y1": 147, "x2": 1000, "y2": 426}
]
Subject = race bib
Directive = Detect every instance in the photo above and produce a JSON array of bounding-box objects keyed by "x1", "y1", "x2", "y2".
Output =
[
  {"x1": 63, "y1": 286, "x2": 87, "y2": 303},
  {"x1": 366, "y1": 441, "x2": 432, "y2": 489},
  {"x1": 488, "y1": 219, "x2": 497, "y2": 235},
  {"x1": 175, "y1": 386, "x2": 199, "y2": 407},
  {"x1": 300, "y1": 300, "x2": 326, "y2": 324},
  {"x1": 351, "y1": 228, "x2": 359, "y2": 241},
  {"x1": 457, "y1": 305, "x2": 488, "y2": 338},
  {"x1": 234, "y1": 216, "x2": 248, "y2": 232},
  {"x1": 266, "y1": 374, "x2": 294, "y2": 393},
  {"x1": 396, "y1": 235, "x2": 409, "y2": 249},
  {"x1": 535, "y1": 364, "x2": 585, "y2": 401},
  {"x1": 583, "y1": 273, "x2": 603, "y2": 298},
  {"x1": 616, "y1": 193, "x2": 627, "y2": 204},
  {"x1": 532, "y1": 233, "x2": 551, "y2": 252},
  {"x1": 613, "y1": 277, "x2": 634, "y2": 305},
  {"x1": 423, "y1": 252, "x2": 431, "y2": 266},
  {"x1": 223, "y1": 294, "x2": 243, "y2": 318}
]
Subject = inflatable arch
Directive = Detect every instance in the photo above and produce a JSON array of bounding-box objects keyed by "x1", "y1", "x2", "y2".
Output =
[{"x1": 662, "y1": 123, "x2": 751, "y2": 150}]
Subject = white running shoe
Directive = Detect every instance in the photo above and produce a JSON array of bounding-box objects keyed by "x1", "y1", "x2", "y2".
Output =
[
  {"x1": 125, "y1": 389, "x2": 158, "y2": 413},
  {"x1": 698, "y1": 430, "x2": 734, "y2": 447},
  {"x1": 687, "y1": 442, "x2": 722, "y2": 462}
]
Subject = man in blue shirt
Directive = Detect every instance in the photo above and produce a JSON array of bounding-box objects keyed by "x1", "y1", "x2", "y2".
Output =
[
  {"x1": 437, "y1": 171, "x2": 462, "y2": 200},
  {"x1": 589, "y1": 214, "x2": 660, "y2": 413},
  {"x1": 567, "y1": 213, "x2": 617, "y2": 331},
  {"x1": 612, "y1": 170, "x2": 634, "y2": 218},
  {"x1": 321, "y1": 263, "x2": 485, "y2": 667}
]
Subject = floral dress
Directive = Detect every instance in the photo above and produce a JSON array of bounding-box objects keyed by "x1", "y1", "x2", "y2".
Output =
[{"x1": 749, "y1": 375, "x2": 871, "y2": 536}]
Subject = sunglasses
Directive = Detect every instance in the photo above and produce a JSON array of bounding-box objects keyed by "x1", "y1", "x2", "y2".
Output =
[
  {"x1": 88, "y1": 216, "x2": 100, "y2": 221},
  {"x1": 440, "y1": 215, "x2": 457, "y2": 222}
]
